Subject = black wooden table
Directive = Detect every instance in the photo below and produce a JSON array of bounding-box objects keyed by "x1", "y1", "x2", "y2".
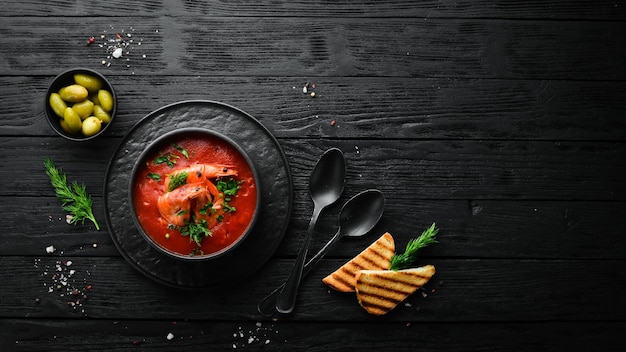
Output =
[{"x1": 1, "y1": 1, "x2": 625, "y2": 351}]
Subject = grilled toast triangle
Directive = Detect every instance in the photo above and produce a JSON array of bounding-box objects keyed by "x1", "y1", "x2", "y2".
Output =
[
  {"x1": 322, "y1": 232, "x2": 395, "y2": 292},
  {"x1": 355, "y1": 265, "x2": 436, "y2": 315}
]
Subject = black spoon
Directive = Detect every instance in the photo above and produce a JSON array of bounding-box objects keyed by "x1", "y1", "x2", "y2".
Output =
[
  {"x1": 259, "y1": 189, "x2": 385, "y2": 316},
  {"x1": 275, "y1": 148, "x2": 346, "y2": 314}
]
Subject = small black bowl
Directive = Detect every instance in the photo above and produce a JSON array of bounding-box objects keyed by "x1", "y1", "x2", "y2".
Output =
[
  {"x1": 44, "y1": 68, "x2": 117, "y2": 141},
  {"x1": 129, "y1": 128, "x2": 261, "y2": 261}
]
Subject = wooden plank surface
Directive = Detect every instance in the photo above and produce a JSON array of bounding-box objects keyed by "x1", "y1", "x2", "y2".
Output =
[
  {"x1": 2, "y1": 196, "x2": 625, "y2": 260},
  {"x1": 2, "y1": 77, "x2": 626, "y2": 141},
  {"x1": 1, "y1": 0, "x2": 624, "y2": 350},
  {"x1": 0, "y1": 17, "x2": 624, "y2": 79},
  {"x1": 2, "y1": 0, "x2": 626, "y2": 20},
  {"x1": 2, "y1": 319, "x2": 623, "y2": 352},
  {"x1": 2, "y1": 256, "x2": 625, "y2": 322},
  {"x1": 1, "y1": 138, "x2": 625, "y2": 200}
]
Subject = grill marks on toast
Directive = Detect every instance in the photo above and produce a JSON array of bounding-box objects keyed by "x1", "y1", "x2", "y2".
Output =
[
  {"x1": 355, "y1": 265, "x2": 436, "y2": 316},
  {"x1": 322, "y1": 232, "x2": 436, "y2": 315},
  {"x1": 321, "y1": 232, "x2": 395, "y2": 292}
]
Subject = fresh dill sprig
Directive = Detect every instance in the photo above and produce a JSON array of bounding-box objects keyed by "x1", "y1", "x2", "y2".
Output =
[
  {"x1": 389, "y1": 223, "x2": 438, "y2": 271},
  {"x1": 43, "y1": 158, "x2": 100, "y2": 230}
]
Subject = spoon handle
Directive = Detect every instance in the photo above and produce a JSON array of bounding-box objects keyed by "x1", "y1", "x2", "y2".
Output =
[
  {"x1": 275, "y1": 205, "x2": 322, "y2": 314},
  {"x1": 257, "y1": 228, "x2": 342, "y2": 316}
]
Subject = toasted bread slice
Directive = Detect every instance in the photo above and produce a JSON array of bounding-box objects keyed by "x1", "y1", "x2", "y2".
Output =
[
  {"x1": 322, "y1": 232, "x2": 395, "y2": 292},
  {"x1": 355, "y1": 265, "x2": 436, "y2": 315}
]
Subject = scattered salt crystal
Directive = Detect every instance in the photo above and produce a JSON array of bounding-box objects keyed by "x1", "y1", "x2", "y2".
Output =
[
  {"x1": 166, "y1": 333, "x2": 174, "y2": 340},
  {"x1": 112, "y1": 48, "x2": 123, "y2": 58},
  {"x1": 46, "y1": 246, "x2": 55, "y2": 254},
  {"x1": 65, "y1": 261, "x2": 72, "y2": 266},
  {"x1": 248, "y1": 337, "x2": 254, "y2": 344},
  {"x1": 302, "y1": 86, "x2": 308, "y2": 93},
  {"x1": 256, "y1": 322, "x2": 262, "y2": 327}
]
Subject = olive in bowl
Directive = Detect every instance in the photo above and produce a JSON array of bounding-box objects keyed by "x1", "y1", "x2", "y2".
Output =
[{"x1": 44, "y1": 68, "x2": 116, "y2": 141}]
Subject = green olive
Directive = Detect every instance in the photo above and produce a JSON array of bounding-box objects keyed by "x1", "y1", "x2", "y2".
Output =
[
  {"x1": 74, "y1": 73, "x2": 103, "y2": 93},
  {"x1": 97, "y1": 89, "x2": 114, "y2": 112},
  {"x1": 89, "y1": 93, "x2": 100, "y2": 106},
  {"x1": 72, "y1": 99, "x2": 94, "y2": 120},
  {"x1": 81, "y1": 116, "x2": 102, "y2": 137},
  {"x1": 62, "y1": 107, "x2": 82, "y2": 134},
  {"x1": 59, "y1": 84, "x2": 88, "y2": 103},
  {"x1": 49, "y1": 93, "x2": 67, "y2": 118},
  {"x1": 59, "y1": 119, "x2": 71, "y2": 134},
  {"x1": 93, "y1": 105, "x2": 111, "y2": 124}
]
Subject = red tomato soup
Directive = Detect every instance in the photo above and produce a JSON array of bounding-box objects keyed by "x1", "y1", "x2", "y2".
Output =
[{"x1": 132, "y1": 132, "x2": 257, "y2": 257}]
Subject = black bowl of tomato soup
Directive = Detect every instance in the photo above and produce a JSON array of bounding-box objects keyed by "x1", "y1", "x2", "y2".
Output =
[{"x1": 129, "y1": 128, "x2": 260, "y2": 261}]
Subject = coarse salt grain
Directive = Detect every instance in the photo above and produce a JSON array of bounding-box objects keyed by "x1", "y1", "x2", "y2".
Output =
[
  {"x1": 112, "y1": 48, "x2": 123, "y2": 58},
  {"x1": 166, "y1": 333, "x2": 174, "y2": 340},
  {"x1": 46, "y1": 246, "x2": 55, "y2": 254}
]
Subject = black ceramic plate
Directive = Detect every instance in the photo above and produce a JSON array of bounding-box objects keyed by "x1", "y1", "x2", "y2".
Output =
[{"x1": 103, "y1": 100, "x2": 292, "y2": 289}]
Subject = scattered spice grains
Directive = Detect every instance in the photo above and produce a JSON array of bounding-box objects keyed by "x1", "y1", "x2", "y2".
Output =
[
  {"x1": 300, "y1": 82, "x2": 318, "y2": 98},
  {"x1": 231, "y1": 322, "x2": 278, "y2": 348},
  {"x1": 87, "y1": 25, "x2": 148, "y2": 72},
  {"x1": 35, "y1": 246, "x2": 94, "y2": 316}
]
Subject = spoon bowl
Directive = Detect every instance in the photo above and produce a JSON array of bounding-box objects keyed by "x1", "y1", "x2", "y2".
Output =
[
  {"x1": 338, "y1": 189, "x2": 386, "y2": 239},
  {"x1": 309, "y1": 148, "x2": 347, "y2": 206}
]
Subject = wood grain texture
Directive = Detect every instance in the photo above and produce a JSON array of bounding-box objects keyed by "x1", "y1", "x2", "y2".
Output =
[
  {"x1": 2, "y1": 0, "x2": 626, "y2": 20},
  {"x1": 0, "y1": 17, "x2": 624, "y2": 79},
  {"x1": 2, "y1": 138, "x2": 624, "y2": 200},
  {"x1": 1, "y1": 0, "x2": 624, "y2": 349},
  {"x1": 1, "y1": 196, "x2": 625, "y2": 260},
  {"x1": 1, "y1": 319, "x2": 624, "y2": 351},
  {"x1": 1, "y1": 256, "x2": 624, "y2": 322},
  {"x1": 3, "y1": 76, "x2": 626, "y2": 141}
]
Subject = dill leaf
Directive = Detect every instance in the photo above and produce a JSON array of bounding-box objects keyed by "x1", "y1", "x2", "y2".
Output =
[
  {"x1": 389, "y1": 223, "x2": 438, "y2": 270},
  {"x1": 43, "y1": 158, "x2": 100, "y2": 230}
]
